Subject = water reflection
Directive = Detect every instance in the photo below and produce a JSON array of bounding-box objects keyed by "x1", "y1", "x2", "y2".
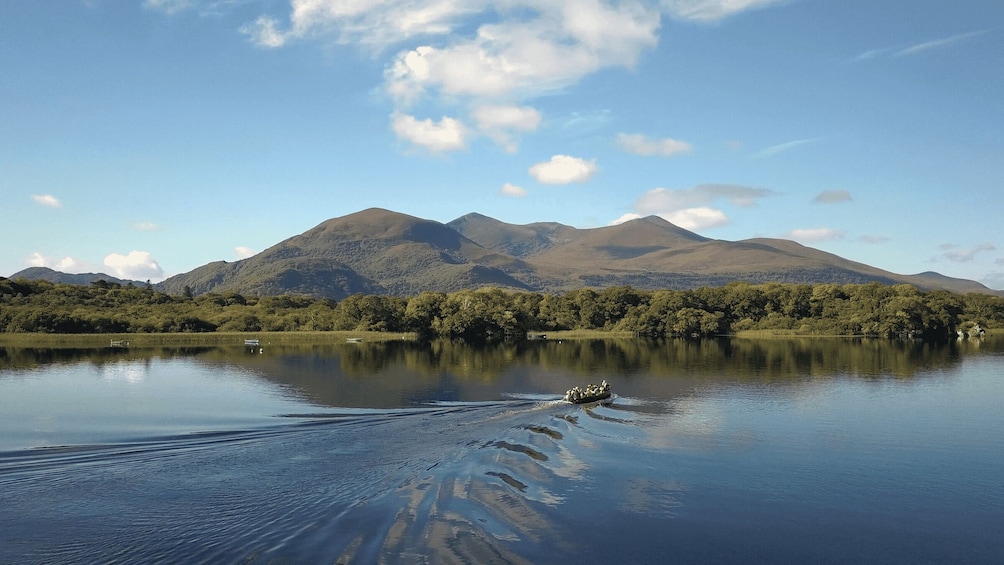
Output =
[{"x1": 2, "y1": 336, "x2": 999, "y2": 408}]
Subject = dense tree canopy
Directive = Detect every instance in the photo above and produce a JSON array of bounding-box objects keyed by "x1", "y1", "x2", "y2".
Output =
[{"x1": 1, "y1": 277, "x2": 1001, "y2": 340}]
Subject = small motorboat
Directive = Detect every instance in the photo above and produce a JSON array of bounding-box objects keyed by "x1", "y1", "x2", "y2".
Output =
[{"x1": 564, "y1": 380, "x2": 612, "y2": 404}]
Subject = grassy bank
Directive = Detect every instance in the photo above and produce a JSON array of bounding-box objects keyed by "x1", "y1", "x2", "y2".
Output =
[{"x1": 0, "y1": 331, "x2": 416, "y2": 348}]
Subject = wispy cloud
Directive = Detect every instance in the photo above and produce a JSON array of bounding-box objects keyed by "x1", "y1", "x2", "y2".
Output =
[
  {"x1": 616, "y1": 133, "x2": 693, "y2": 157},
  {"x1": 753, "y1": 137, "x2": 820, "y2": 158},
  {"x1": 853, "y1": 29, "x2": 989, "y2": 61},
  {"x1": 896, "y1": 30, "x2": 989, "y2": 57},
  {"x1": 938, "y1": 242, "x2": 996, "y2": 263},
  {"x1": 813, "y1": 189, "x2": 851, "y2": 204},
  {"x1": 32, "y1": 194, "x2": 61, "y2": 208},
  {"x1": 662, "y1": 0, "x2": 788, "y2": 22},
  {"x1": 859, "y1": 234, "x2": 889, "y2": 244},
  {"x1": 133, "y1": 222, "x2": 160, "y2": 231}
]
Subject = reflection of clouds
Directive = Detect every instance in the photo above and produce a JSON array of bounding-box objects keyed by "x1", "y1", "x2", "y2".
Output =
[
  {"x1": 101, "y1": 361, "x2": 148, "y2": 384},
  {"x1": 618, "y1": 477, "x2": 687, "y2": 519}
]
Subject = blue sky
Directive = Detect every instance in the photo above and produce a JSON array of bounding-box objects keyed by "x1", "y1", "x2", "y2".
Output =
[{"x1": 2, "y1": 0, "x2": 1002, "y2": 289}]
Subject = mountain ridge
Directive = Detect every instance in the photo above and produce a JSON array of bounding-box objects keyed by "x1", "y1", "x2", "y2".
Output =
[{"x1": 10, "y1": 209, "x2": 1002, "y2": 298}]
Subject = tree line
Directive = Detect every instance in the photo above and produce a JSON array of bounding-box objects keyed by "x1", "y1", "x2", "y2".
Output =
[{"x1": 1, "y1": 277, "x2": 1001, "y2": 340}]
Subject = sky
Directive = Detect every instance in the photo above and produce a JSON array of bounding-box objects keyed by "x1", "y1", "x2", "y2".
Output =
[{"x1": 2, "y1": 0, "x2": 1002, "y2": 289}]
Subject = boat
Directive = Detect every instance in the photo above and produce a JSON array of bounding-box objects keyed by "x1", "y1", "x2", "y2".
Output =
[
  {"x1": 244, "y1": 339, "x2": 260, "y2": 346},
  {"x1": 563, "y1": 380, "x2": 613, "y2": 404}
]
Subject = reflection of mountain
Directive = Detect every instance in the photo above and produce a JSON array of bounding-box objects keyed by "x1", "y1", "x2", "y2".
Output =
[
  {"x1": 4, "y1": 338, "x2": 991, "y2": 405},
  {"x1": 184, "y1": 338, "x2": 979, "y2": 408}
]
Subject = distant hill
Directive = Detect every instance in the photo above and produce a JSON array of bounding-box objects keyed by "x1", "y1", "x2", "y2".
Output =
[
  {"x1": 11, "y1": 209, "x2": 1002, "y2": 299},
  {"x1": 9, "y1": 267, "x2": 147, "y2": 287}
]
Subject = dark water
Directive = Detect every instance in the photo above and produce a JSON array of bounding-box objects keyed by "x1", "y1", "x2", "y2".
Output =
[{"x1": 1, "y1": 337, "x2": 1002, "y2": 564}]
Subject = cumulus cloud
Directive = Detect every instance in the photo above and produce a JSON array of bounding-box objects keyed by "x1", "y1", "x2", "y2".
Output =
[
  {"x1": 473, "y1": 105, "x2": 541, "y2": 152},
  {"x1": 616, "y1": 133, "x2": 692, "y2": 156},
  {"x1": 662, "y1": 0, "x2": 788, "y2": 22},
  {"x1": 235, "y1": 246, "x2": 257, "y2": 259},
  {"x1": 391, "y1": 112, "x2": 468, "y2": 152},
  {"x1": 609, "y1": 207, "x2": 726, "y2": 231},
  {"x1": 28, "y1": 252, "x2": 85, "y2": 272},
  {"x1": 784, "y1": 228, "x2": 845, "y2": 243},
  {"x1": 665, "y1": 207, "x2": 729, "y2": 230},
  {"x1": 529, "y1": 155, "x2": 597, "y2": 185},
  {"x1": 616, "y1": 184, "x2": 773, "y2": 231},
  {"x1": 499, "y1": 183, "x2": 527, "y2": 197},
  {"x1": 813, "y1": 189, "x2": 851, "y2": 204},
  {"x1": 103, "y1": 251, "x2": 165, "y2": 280},
  {"x1": 939, "y1": 242, "x2": 996, "y2": 263},
  {"x1": 243, "y1": 1, "x2": 790, "y2": 151},
  {"x1": 32, "y1": 194, "x2": 61, "y2": 208}
]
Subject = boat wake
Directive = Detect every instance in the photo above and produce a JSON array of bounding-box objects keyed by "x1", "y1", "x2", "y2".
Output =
[{"x1": 0, "y1": 397, "x2": 642, "y2": 564}]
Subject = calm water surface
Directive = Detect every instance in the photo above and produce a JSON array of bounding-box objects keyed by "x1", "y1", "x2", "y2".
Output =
[{"x1": 1, "y1": 337, "x2": 1002, "y2": 564}]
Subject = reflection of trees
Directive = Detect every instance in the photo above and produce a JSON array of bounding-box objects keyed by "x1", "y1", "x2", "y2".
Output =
[{"x1": 4, "y1": 337, "x2": 999, "y2": 407}]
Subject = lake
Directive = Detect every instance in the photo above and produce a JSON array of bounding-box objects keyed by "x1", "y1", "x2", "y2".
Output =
[{"x1": 1, "y1": 336, "x2": 1002, "y2": 564}]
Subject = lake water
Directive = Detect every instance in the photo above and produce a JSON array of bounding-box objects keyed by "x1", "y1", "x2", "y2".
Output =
[{"x1": 1, "y1": 337, "x2": 1002, "y2": 564}]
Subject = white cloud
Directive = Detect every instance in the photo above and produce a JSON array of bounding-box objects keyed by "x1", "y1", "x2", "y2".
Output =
[
  {"x1": 618, "y1": 184, "x2": 774, "y2": 231},
  {"x1": 499, "y1": 183, "x2": 527, "y2": 197},
  {"x1": 32, "y1": 194, "x2": 61, "y2": 208},
  {"x1": 103, "y1": 251, "x2": 165, "y2": 281},
  {"x1": 609, "y1": 213, "x2": 642, "y2": 225},
  {"x1": 391, "y1": 112, "x2": 468, "y2": 152},
  {"x1": 662, "y1": 0, "x2": 787, "y2": 22},
  {"x1": 609, "y1": 207, "x2": 726, "y2": 231},
  {"x1": 27, "y1": 252, "x2": 85, "y2": 272},
  {"x1": 665, "y1": 207, "x2": 728, "y2": 230},
  {"x1": 133, "y1": 222, "x2": 160, "y2": 231},
  {"x1": 241, "y1": 16, "x2": 288, "y2": 48},
  {"x1": 473, "y1": 105, "x2": 541, "y2": 152},
  {"x1": 143, "y1": 0, "x2": 195, "y2": 15},
  {"x1": 616, "y1": 133, "x2": 692, "y2": 156},
  {"x1": 529, "y1": 155, "x2": 597, "y2": 185},
  {"x1": 813, "y1": 189, "x2": 851, "y2": 204},
  {"x1": 235, "y1": 246, "x2": 257, "y2": 259},
  {"x1": 784, "y1": 228, "x2": 845, "y2": 243},
  {"x1": 243, "y1": 1, "x2": 785, "y2": 154},
  {"x1": 385, "y1": 3, "x2": 659, "y2": 106}
]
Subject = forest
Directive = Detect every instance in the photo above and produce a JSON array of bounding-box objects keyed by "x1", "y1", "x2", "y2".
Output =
[{"x1": 1, "y1": 277, "x2": 1001, "y2": 341}]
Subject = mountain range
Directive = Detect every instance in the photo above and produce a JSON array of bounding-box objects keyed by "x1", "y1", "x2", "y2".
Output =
[{"x1": 11, "y1": 208, "x2": 1001, "y2": 298}]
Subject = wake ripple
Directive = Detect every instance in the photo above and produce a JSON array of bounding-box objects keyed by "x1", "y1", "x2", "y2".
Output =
[{"x1": 0, "y1": 397, "x2": 640, "y2": 564}]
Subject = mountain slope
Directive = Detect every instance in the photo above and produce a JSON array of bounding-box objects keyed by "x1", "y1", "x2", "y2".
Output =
[
  {"x1": 14, "y1": 209, "x2": 1000, "y2": 298},
  {"x1": 158, "y1": 208, "x2": 532, "y2": 299}
]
